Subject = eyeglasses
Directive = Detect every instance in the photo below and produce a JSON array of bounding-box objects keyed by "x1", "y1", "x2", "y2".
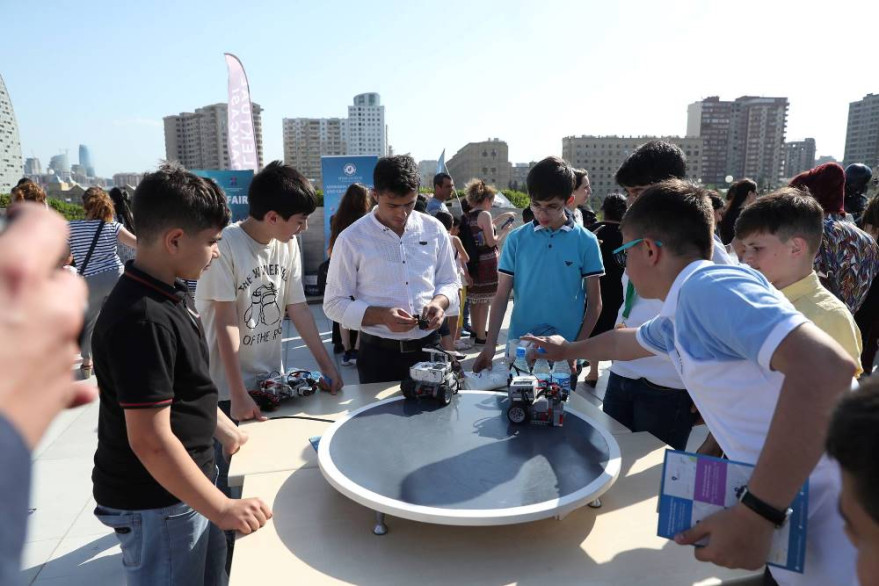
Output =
[
  {"x1": 529, "y1": 202, "x2": 565, "y2": 215},
  {"x1": 612, "y1": 238, "x2": 663, "y2": 268}
]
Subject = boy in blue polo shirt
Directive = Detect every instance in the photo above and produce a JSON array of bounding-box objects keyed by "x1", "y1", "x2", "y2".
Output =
[
  {"x1": 473, "y1": 156, "x2": 603, "y2": 374},
  {"x1": 525, "y1": 179, "x2": 858, "y2": 585}
]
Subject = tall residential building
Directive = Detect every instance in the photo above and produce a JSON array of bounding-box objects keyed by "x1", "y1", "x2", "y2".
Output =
[
  {"x1": 282, "y1": 117, "x2": 347, "y2": 185},
  {"x1": 561, "y1": 135, "x2": 704, "y2": 197},
  {"x1": 163, "y1": 103, "x2": 264, "y2": 171},
  {"x1": 0, "y1": 73, "x2": 23, "y2": 193},
  {"x1": 446, "y1": 139, "x2": 512, "y2": 190},
  {"x1": 113, "y1": 173, "x2": 143, "y2": 188},
  {"x1": 816, "y1": 155, "x2": 839, "y2": 167},
  {"x1": 49, "y1": 152, "x2": 71, "y2": 181},
  {"x1": 24, "y1": 157, "x2": 42, "y2": 176},
  {"x1": 509, "y1": 162, "x2": 534, "y2": 192},
  {"x1": 79, "y1": 144, "x2": 94, "y2": 177},
  {"x1": 687, "y1": 96, "x2": 788, "y2": 189},
  {"x1": 784, "y1": 139, "x2": 817, "y2": 178},
  {"x1": 418, "y1": 160, "x2": 439, "y2": 189},
  {"x1": 346, "y1": 93, "x2": 387, "y2": 157},
  {"x1": 843, "y1": 93, "x2": 879, "y2": 170}
]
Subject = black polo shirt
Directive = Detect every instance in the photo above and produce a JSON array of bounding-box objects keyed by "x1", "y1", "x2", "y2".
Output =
[{"x1": 92, "y1": 263, "x2": 218, "y2": 510}]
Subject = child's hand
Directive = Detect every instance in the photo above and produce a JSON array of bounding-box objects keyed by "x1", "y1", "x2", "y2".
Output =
[
  {"x1": 521, "y1": 334, "x2": 569, "y2": 362},
  {"x1": 472, "y1": 348, "x2": 494, "y2": 373},
  {"x1": 217, "y1": 497, "x2": 273, "y2": 534},
  {"x1": 232, "y1": 393, "x2": 267, "y2": 422}
]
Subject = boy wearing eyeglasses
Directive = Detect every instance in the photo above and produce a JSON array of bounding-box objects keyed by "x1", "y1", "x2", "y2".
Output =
[
  {"x1": 525, "y1": 179, "x2": 858, "y2": 586},
  {"x1": 473, "y1": 156, "x2": 604, "y2": 375}
]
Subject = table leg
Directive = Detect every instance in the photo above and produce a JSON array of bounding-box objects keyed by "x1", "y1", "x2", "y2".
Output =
[
  {"x1": 588, "y1": 498, "x2": 602, "y2": 509},
  {"x1": 373, "y1": 511, "x2": 388, "y2": 535}
]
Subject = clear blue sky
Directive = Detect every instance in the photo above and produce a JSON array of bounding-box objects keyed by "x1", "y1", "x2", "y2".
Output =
[{"x1": 2, "y1": 0, "x2": 876, "y2": 178}]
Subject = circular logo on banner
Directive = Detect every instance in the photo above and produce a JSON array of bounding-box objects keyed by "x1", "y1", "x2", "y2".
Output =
[{"x1": 343, "y1": 164, "x2": 357, "y2": 176}]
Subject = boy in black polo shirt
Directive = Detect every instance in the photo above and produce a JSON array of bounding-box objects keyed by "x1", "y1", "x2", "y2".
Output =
[{"x1": 91, "y1": 164, "x2": 272, "y2": 586}]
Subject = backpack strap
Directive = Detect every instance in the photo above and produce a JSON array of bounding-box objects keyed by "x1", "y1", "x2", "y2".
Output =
[{"x1": 78, "y1": 221, "x2": 106, "y2": 276}]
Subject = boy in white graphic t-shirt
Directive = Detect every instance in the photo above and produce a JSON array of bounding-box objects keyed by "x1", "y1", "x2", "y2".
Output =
[{"x1": 196, "y1": 161, "x2": 342, "y2": 426}]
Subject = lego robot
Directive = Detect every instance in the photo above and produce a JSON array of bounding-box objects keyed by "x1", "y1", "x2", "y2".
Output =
[
  {"x1": 400, "y1": 348, "x2": 462, "y2": 406},
  {"x1": 506, "y1": 375, "x2": 569, "y2": 426},
  {"x1": 248, "y1": 369, "x2": 329, "y2": 411}
]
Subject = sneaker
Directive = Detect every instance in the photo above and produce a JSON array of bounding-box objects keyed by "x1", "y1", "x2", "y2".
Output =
[
  {"x1": 341, "y1": 350, "x2": 357, "y2": 367},
  {"x1": 449, "y1": 350, "x2": 466, "y2": 360}
]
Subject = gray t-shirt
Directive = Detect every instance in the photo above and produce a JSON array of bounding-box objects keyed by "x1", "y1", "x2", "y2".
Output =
[{"x1": 0, "y1": 415, "x2": 30, "y2": 586}]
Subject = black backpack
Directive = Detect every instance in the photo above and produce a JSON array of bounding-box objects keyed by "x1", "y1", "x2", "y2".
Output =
[{"x1": 458, "y1": 212, "x2": 481, "y2": 273}]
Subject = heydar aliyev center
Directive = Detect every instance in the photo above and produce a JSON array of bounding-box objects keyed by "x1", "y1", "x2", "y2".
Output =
[{"x1": 0, "y1": 73, "x2": 23, "y2": 194}]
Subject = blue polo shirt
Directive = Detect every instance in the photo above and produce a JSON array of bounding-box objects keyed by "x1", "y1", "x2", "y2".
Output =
[{"x1": 499, "y1": 213, "x2": 604, "y2": 341}]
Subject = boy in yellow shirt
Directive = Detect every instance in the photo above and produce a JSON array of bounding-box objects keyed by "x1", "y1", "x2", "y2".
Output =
[{"x1": 736, "y1": 187, "x2": 863, "y2": 375}]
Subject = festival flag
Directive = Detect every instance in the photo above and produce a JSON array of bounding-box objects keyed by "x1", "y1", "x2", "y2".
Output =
[
  {"x1": 436, "y1": 149, "x2": 446, "y2": 174},
  {"x1": 224, "y1": 53, "x2": 259, "y2": 171}
]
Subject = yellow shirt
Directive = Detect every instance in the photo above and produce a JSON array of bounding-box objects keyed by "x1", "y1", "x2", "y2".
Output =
[{"x1": 781, "y1": 271, "x2": 863, "y2": 377}]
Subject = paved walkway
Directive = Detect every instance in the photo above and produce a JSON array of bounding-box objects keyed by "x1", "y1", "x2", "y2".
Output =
[{"x1": 21, "y1": 303, "x2": 707, "y2": 584}]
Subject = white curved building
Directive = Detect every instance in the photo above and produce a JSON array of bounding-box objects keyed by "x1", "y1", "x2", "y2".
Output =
[{"x1": 0, "y1": 74, "x2": 23, "y2": 193}]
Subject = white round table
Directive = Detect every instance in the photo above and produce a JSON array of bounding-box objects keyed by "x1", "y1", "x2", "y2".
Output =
[{"x1": 318, "y1": 391, "x2": 621, "y2": 533}]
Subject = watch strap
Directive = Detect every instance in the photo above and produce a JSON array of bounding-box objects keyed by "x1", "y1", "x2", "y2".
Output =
[{"x1": 739, "y1": 487, "x2": 789, "y2": 527}]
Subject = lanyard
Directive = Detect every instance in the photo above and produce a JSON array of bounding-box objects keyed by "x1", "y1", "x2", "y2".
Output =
[{"x1": 622, "y1": 281, "x2": 637, "y2": 320}]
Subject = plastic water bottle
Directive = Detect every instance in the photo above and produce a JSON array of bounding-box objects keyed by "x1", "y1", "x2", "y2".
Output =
[
  {"x1": 532, "y1": 351, "x2": 552, "y2": 386},
  {"x1": 551, "y1": 360, "x2": 572, "y2": 392},
  {"x1": 512, "y1": 346, "x2": 531, "y2": 375}
]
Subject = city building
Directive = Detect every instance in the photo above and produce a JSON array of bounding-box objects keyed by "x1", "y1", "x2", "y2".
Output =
[
  {"x1": 509, "y1": 162, "x2": 534, "y2": 192},
  {"x1": 346, "y1": 93, "x2": 387, "y2": 157},
  {"x1": 687, "y1": 96, "x2": 788, "y2": 189},
  {"x1": 843, "y1": 93, "x2": 879, "y2": 171},
  {"x1": 418, "y1": 160, "x2": 439, "y2": 189},
  {"x1": 113, "y1": 173, "x2": 143, "y2": 188},
  {"x1": 784, "y1": 139, "x2": 816, "y2": 179},
  {"x1": 816, "y1": 155, "x2": 839, "y2": 167},
  {"x1": 79, "y1": 144, "x2": 94, "y2": 177},
  {"x1": 0, "y1": 73, "x2": 23, "y2": 193},
  {"x1": 24, "y1": 157, "x2": 42, "y2": 176},
  {"x1": 446, "y1": 139, "x2": 512, "y2": 190},
  {"x1": 561, "y1": 135, "x2": 704, "y2": 197},
  {"x1": 163, "y1": 102, "x2": 264, "y2": 171},
  {"x1": 282, "y1": 117, "x2": 347, "y2": 186},
  {"x1": 49, "y1": 152, "x2": 71, "y2": 181}
]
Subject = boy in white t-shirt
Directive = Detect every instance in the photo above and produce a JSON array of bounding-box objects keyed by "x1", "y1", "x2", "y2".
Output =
[
  {"x1": 525, "y1": 180, "x2": 858, "y2": 585},
  {"x1": 196, "y1": 161, "x2": 342, "y2": 425}
]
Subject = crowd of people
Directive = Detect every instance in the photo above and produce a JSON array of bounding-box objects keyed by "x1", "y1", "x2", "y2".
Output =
[{"x1": 1, "y1": 140, "x2": 878, "y2": 586}]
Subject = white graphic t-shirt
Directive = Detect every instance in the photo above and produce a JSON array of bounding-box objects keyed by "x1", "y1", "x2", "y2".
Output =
[{"x1": 195, "y1": 222, "x2": 306, "y2": 401}]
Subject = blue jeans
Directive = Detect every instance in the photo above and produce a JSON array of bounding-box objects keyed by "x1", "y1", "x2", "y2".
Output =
[
  {"x1": 95, "y1": 501, "x2": 228, "y2": 586},
  {"x1": 602, "y1": 371, "x2": 697, "y2": 450}
]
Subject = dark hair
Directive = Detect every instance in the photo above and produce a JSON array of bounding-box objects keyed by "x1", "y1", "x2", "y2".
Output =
[
  {"x1": 16, "y1": 177, "x2": 33, "y2": 187},
  {"x1": 726, "y1": 178, "x2": 758, "y2": 209},
  {"x1": 522, "y1": 205, "x2": 534, "y2": 224},
  {"x1": 601, "y1": 193, "x2": 628, "y2": 222},
  {"x1": 248, "y1": 160, "x2": 316, "y2": 220},
  {"x1": 620, "y1": 179, "x2": 713, "y2": 259},
  {"x1": 133, "y1": 162, "x2": 231, "y2": 243},
  {"x1": 734, "y1": 187, "x2": 824, "y2": 253},
  {"x1": 614, "y1": 141, "x2": 686, "y2": 188},
  {"x1": 862, "y1": 195, "x2": 879, "y2": 232},
  {"x1": 526, "y1": 156, "x2": 575, "y2": 202},
  {"x1": 414, "y1": 194, "x2": 428, "y2": 213},
  {"x1": 460, "y1": 198, "x2": 473, "y2": 214},
  {"x1": 826, "y1": 377, "x2": 879, "y2": 524},
  {"x1": 708, "y1": 193, "x2": 724, "y2": 211},
  {"x1": 374, "y1": 155, "x2": 420, "y2": 197},
  {"x1": 109, "y1": 187, "x2": 135, "y2": 233},
  {"x1": 573, "y1": 168, "x2": 589, "y2": 190},
  {"x1": 435, "y1": 211, "x2": 453, "y2": 231},
  {"x1": 329, "y1": 183, "x2": 370, "y2": 253},
  {"x1": 433, "y1": 172, "x2": 452, "y2": 188}
]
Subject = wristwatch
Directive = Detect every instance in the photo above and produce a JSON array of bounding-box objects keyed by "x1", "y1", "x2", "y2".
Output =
[{"x1": 738, "y1": 486, "x2": 793, "y2": 528}]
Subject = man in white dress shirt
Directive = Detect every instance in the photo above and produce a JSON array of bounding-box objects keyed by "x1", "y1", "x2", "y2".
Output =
[{"x1": 323, "y1": 155, "x2": 460, "y2": 383}]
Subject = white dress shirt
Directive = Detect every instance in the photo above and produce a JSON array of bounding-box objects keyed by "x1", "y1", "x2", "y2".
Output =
[{"x1": 323, "y1": 210, "x2": 460, "y2": 340}]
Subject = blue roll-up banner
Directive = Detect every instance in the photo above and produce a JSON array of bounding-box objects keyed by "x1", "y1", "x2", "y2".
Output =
[
  {"x1": 192, "y1": 169, "x2": 254, "y2": 222},
  {"x1": 321, "y1": 156, "x2": 377, "y2": 258}
]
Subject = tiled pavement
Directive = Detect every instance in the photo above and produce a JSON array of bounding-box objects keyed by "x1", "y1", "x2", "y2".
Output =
[{"x1": 21, "y1": 303, "x2": 709, "y2": 584}]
